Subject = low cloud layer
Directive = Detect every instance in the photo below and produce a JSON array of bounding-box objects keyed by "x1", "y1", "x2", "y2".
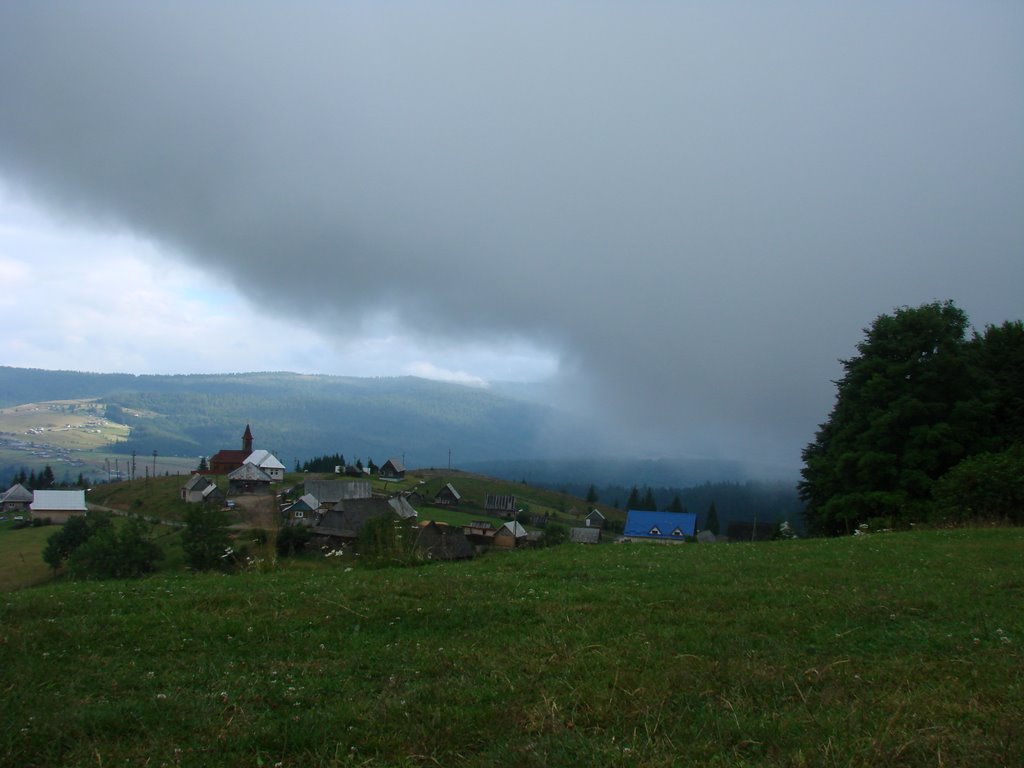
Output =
[{"x1": 1, "y1": 4, "x2": 1021, "y2": 465}]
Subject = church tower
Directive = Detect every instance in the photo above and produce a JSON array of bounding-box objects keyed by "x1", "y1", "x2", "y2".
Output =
[{"x1": 242, "y1": 424, "x2": 254, "y2": 453}]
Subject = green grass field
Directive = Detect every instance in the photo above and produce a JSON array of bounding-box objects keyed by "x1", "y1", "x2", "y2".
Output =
[
  {"x1": 1, "y1": 528, "x2": 1021, "y2": 766},
  {"x1": 0, "y1": 522, "x2": 55, "y2": 591}
]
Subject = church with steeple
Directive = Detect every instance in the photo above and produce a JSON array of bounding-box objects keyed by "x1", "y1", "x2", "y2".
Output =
[{"x1": 208, "y1": 424, "x2": 256, "y2": 475}]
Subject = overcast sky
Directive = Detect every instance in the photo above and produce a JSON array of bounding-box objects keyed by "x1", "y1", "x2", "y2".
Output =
[{"x1": 1, "y1": 4, "x2": 1021, "y2": 467}]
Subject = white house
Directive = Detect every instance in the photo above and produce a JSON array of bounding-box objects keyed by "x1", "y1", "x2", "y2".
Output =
[{"x1": 244, "y1": 449, "x2": 286, "y2": 482}]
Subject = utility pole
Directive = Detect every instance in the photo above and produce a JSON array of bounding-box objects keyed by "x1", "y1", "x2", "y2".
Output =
[{"x1": 152, "y1": 450, "x2": 158, "y2": 478}]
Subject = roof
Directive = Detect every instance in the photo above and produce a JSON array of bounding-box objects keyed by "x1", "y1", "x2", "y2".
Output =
[
  {"x1": 497, "y1": 520, "x2": 527, "y2": 538},
  {"x1": 210, "y1": 449, "x2": 249, "y2": 465},
  {"x1": 1, "y1": 483, "x2": 33, "y2": 503},
  {"x1": 227, "y1": 463, "x2": 273, "y2": 482},
  {"x1": 387, "y1": 495, "x2": 418, "y2": 520},
  {"x1": 623, "y1": 510, "x2": 697, "y2": 539},
  {"x1": 586, "y1": 509, "x2": 605, "y2": 521},
  {"x1": 304, "y1": 480, "x2": 372, "y2": 504},
  {"x1": 381, "y1": 457, "x2": 405, "y2": 473},
  {"x1": 30, "y1": 490, "x2": 87, "y2": 512},
  {"x1": 317, "y1": 498, "x2": 395, "y2": 538},
  {"x1": 485, "y1": 494, "x2": 517, "y2": 511},
  {"x1": 570, "y1": 527, "x2": 601, "y2": 544},
  {"x1": 182, "y1": 473, "x2": 214, "y2": 492},
  {"x1": 246, "y1": 449, "x2": 286, "y2": 471},
  {"x1": 434, "y1": 482, "x2": 461, "y2": 500},
  {"x1": 286, "y1": 493, "x2": 319, "y2": 513}
]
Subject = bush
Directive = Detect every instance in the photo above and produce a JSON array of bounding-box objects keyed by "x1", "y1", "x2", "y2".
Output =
[
  {"x1": 275, "y1": 526, "x2": 311, "y2": 557},
  {"x1": 932, "y1": 446, "x2": 1024, "y2": 525},
  {"x1": 357, "y1": 514, "x2": 417, "y2": 567},
  {"x1": 67, "y1": 519, "x2": 163, "y2": 579},
  {"x1": 181, "y1": 506, "x2": 233, "y2": 571},
  {"x1": 42, "y1": 513, "x2": 113, "y2": 571},
  {"x1": 539, "y1": 522, "x2": 569, "y2": 547}
]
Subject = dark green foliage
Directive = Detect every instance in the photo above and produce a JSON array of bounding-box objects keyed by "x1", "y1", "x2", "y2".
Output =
[
  {"x1": 705, "y1": 501, "x2": 720, "y2": 535},
  {"x1": 300, "y1": 453, "x2": 345, "y2": 473},
  {"x1": 539, "y1": 521, "x2": 569, "y2": 547},
  {"x1": 800, "y1": 301, "x2": 1023, "y2": 534},
  {"x1": 641, "y1": 487, "x2": 658, "y2": 512},
  {"x1": 626, "y1": 485, "x2": 640, "y2": 510},
  {"x1": 932, "y1": 446, "x2": 1024, "y2": 525},
  {"x1": 275, "y1": 525, "x2": 312, "y2": 557},
  {"x1": 196, "y1": 455, "x2": 208, "y2": 472},
  {"x1": 356, "y1": 514, "x2": 417, "y2": 567},
  {"x1": 585, "y1": 484, "x2": 598, "y2": 504},
  {"x1": 42, "y1": 513, "x2": 113, "y2": 571},
  {"x1": 667, "y1": 494, "x2": 684, "y2": 513},
  {"x1": 67, "y1": 519, "x2": 163, "y2": 579},
  {"x1": 181, "y1": 506, "x2": 233, "y2": 571}
]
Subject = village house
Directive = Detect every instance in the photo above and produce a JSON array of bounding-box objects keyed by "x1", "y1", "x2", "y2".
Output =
[
  {"x1": 493, "y1": 520, "x2": 528, "y2": 549},
  {"x1": 415, "y1": 521, "x2": 474, "y2": 561},
  {"x1": 1, "y1": 483, "x2": 33, "y2": 513},
  {"x1": 282, "y1": 493, "x2": 320, "y2": 526},
  {"x1": 227, "y1": 462, "x2": 274, "y2": 495},
  {"x1": 30, "y1": 489, "x2": 88, "y2": 524},
  {"x1": 485, "y1": 493, "x2": 518, "y2": 519},
  {"x1": 462, "y1": 520, "x2": 497, "y2": 546},
  {"x1": 378, "y1": 458, "x2": 406, "y2": 481},
  {"x1": 622, "y1": 510, "x2": 697, "y2": 542},
  {"x1": 432, "y1": 482, "x2": 461, "y2": 507},
  {"x1": 313, "y1": 498, "x2": 404, "y2": 543},
  {"x1": 180, "y1": 474, "x2": 224, "y2": 504},
  {"x1": 245, "y1": 449, "x2": 286, "y2": 482},
  {"x1": 585, "y1": 509, "x2": 605, "y2": 528}
]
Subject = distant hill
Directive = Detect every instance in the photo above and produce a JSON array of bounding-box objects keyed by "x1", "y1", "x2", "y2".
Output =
[
  {"x1": 0, "y1": 367, "x2": 799, "y2": 493},
  {"x1": 0, "y1": 367, "x2": 596, "y2": 471}
]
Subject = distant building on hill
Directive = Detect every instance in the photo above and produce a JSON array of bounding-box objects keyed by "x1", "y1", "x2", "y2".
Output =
[
  {"x1": 1, "y1": 483, "x2": 33, "y2": 513},
  {"x1": 485, "y1": 493, "x2": 518, "y2": 519},
  {"x1": 379, "y1": 458, "x2": 406, "y2": 480}
]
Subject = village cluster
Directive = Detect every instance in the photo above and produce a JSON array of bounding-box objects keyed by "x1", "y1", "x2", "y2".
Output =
[{"x1": 1, "y1": 425, "x2": 722, "y2": 559}]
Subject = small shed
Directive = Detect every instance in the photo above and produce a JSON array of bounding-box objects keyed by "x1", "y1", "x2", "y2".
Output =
[
  {"x1": 30, "y1": 490, "x2": 88, "y2": 524},
  {"x1": 585, "y1": 509, "x2": 606, "y2": 529},
  {"x1": 463, "y1": 520, "x2": 497, "y2": 545},
  {"x1": 493, "y1": 520, "x2": 527, "y2": 549},
  {"x1": 433, "y1": 483, "x2": 461, "y2": 506}
]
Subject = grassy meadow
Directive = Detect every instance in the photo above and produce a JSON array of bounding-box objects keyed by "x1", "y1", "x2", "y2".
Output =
[{"x1": 1, "y1": 527, "x2": 1021, "y2": 767}]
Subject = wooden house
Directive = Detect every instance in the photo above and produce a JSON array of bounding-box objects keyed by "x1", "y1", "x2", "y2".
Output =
[
  {"x1": 245, "y1": 449, "x2": 286, "y2": 482},
  {"x1": 462, "y1": 520, "x2": 497, "y2": 546},
  {"x1": 1, "y1": 483, "x2": 33, "y2": 513},
  {"x1": 227, "y1": 462, "x2": 273, "y2": 495},
  {"x1": 379, "y1": 458, "x2": 406, "y2": 480},
  {"x1": 485, "y1": 493, "x2": 518, "y2": 519},
  {"x1": 585, "y1": 509, "x2": 605, "y2": 528},
  {"x1": 493, "y1": 520, "x2": 527, "y2": 549},
  {"x1": 432, "y1": 482, "x2": 461, "y2": 507},
  {"x1": 283, "y1": 493, "x2": 320, "y2": 526},
  {"x1": 415, "y1": 521, "x2": 475, "y2": 561}
]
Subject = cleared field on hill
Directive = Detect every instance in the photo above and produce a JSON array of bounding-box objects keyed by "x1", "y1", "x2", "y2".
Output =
[
  {"x1": 1, "y1": 528, "x2": 1021, "y2": 767},
  {"x1": 0, "y1": 523, "x2": 54, "y2": 591}
]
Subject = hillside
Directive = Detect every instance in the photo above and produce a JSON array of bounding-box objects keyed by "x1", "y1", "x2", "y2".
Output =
[
  {"x1": 0, "y1": 367, "x2": 797, "y2": 493},
  {"x1": 1, "y1": 528, "x2": 1021, "y2": 766}
]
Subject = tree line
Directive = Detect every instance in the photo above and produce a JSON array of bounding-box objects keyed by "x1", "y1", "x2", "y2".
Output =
[{"x1": 800, "y1": 300, "x2": 1023, "y2": 535}]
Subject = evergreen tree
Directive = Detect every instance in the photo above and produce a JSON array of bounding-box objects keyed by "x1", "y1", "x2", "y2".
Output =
[
  {"x1": 181, "y1": 507, "x2": 233, "y2": 571},
  {"x1": 585, "y1": 484, "x2": 599, "y2": 504},
  {"x1": 706, "y1": 501, "x2": 720, "y2": 535},
  {"x1": 668, "y1": 494, "x2": 684, "y2": 513},
  {"x1": 28, "y1": 470, "x2": 37, "y2": 490},
  {"x1": 626, "y1": 485, "x2": 640, "y2": 510},
  {"x1": 641, "y1": 487, "x2": 658, "y2": 512},
  {"x1": 197, "y1": 455, "x2": 209, "y2": 472}
]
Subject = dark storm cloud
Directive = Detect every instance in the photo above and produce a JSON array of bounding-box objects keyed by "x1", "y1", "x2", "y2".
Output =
[{"x1": 1, "y1": 3, "x2": 1022, "y2": 465}]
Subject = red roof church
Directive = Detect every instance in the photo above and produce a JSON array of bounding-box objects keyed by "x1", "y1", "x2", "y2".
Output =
[{"x1": 209, "y1": 424, "x2": 254, "y2": 475}]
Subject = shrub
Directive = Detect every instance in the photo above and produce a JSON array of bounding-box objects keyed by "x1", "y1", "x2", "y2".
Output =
[
  {"x1": 932, "y1": 446, "x2": 1024, "y2": 525},
  {"x1": 67, "y1": 519, "x2": 163, "y2": 579},
  {"x1": 275, "y1": 526, "x2": 311, "y2": 557},
  {"x1": 181, "y1": 506, "x2": 233, "y2": 571}
]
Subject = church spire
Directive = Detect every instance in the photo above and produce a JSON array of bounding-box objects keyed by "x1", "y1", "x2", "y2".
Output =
[{"x1": 242, "y1": 424, "x2": 254, "y2": 453}]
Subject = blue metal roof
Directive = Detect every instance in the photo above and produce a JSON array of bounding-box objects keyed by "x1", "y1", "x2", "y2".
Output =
[{"x1": 623, "y1": 510, "x2": 697, "y2": 539}]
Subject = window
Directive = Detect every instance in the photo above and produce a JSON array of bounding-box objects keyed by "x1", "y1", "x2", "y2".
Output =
[
  {"x1": 295, "y1": 510, "x2": 304, "y2": 519},
  {"x1": 649, "y1": 526, "x2": 661, "y2": 536}
]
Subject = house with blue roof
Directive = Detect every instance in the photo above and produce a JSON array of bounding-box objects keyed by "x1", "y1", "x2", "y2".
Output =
[{"x1": 623, "y1": 510, "x2": 697, "y2": 542}]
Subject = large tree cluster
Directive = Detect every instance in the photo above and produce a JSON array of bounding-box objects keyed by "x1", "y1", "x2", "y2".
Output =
[{"x1": 800, "y1": 301, "x2": 1023, "y2": 535}]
